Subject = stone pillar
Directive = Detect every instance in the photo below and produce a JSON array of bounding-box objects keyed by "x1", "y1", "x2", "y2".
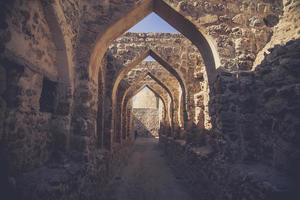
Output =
[{"x1": 70, "y1": 80, "x2": 97, "y2": 155}]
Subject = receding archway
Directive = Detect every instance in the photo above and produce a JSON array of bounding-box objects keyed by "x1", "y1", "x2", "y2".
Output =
[
  {"x1": 123, "y1": 84, "x2": 169, "y2": 127},
  {"x1": 112, "y1": 50, "x2": 187, "y2": 122},
  {"x1": 88, "y1": 0, "x2": 219, "y2": 85},
  {"x1": 123, "y1": 85, "x2": 168, "y2": 139},
  {"x1": 91, "y1": 0, "x2": 221, "y2": 149},
  {"x1": 124, "y1": 85, "x2": 168, "y2": 123},
  {"x1": 113, "y1": 72, "x2": 176, "y2": 144},
  {"x1": 111, "y1": 51, "x2": 186, "y2": 144}
]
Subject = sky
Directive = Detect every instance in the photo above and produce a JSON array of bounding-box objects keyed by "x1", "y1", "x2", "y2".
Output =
[
  {"x1": 127, "y1": 13, "x2": 178, "y2": 33},
  {"x1": 144, "y1": 55, "x2": 155, "y2": 61}
]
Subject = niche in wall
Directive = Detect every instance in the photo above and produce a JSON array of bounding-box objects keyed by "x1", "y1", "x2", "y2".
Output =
[
  {"x1": 39, "y1": 77, "x2": 57, "y2": 113},
  {"x1": 1, "y1": 59, "x2": 24, "y2": 108}
]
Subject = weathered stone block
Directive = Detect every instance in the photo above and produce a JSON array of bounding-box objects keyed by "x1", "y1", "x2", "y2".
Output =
[
  {"x1": 0, "y1": 64, "x2": 6, "y2": 95},
  {"x1": 69, "y1": 135, "x2": 88, "y2": 152}
]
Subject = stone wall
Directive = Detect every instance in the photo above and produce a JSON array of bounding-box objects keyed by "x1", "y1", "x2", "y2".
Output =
[
  {"x1": 133, "y1": 108, "x2": 160, "y2": 137},
  {"x1": 252, "y1": 39, "x2": 300, "y2": 174},
  {"x1": 254, "y1": 0, "x2": 300, "y2": 67},
  {"x1": 125, "y1": 61, "x2": 181, "y2": 102},
  {"x1": 163, "y1": 0, "x2": 283, "y2": 71},
  {"x1": 0, "y1": 60, "x2": 53, "y2": 174},
  {"x1": 159, "y1": 16, "x2": 300, "y2": 200},
  {"x1": 0, "y1": 2, "x2": 131, "y2": 199},
  {"x1": 0, "y1": 0, "x2": 298, "y2": 200},
  {"x1": 0, "y1": 0, "x2": 77, "y2": 174},
  {"x1": 2, "y1": 0, "x2": 57, "y2": 79}
]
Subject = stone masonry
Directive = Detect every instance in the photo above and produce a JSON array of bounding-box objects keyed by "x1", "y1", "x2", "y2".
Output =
[{"x1": 0, "y1": 0, "x2": 299, "y2": 200}]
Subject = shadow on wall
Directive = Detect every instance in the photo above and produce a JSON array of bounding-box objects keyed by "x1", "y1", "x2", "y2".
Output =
[
  {"x1": 132, "y1": 116, "x2": 159, "y2": 138},
  {"x1": 252, "y1": 38, "x2": 300, "y2": 178},
  {"x1": 160, "y1": 39, "x2": 300, "y2": 200}
]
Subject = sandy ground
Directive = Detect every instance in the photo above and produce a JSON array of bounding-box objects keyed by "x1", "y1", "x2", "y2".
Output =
[{"x1": 101, "y1": 137, "x2": 196, "y2": 200}]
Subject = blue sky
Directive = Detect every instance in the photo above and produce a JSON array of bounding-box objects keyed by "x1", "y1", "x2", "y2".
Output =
[
  {"x1": 144, "y1": 55, "x2": 155, "y2": 61},
  {"x1": 127, "y1": 13, "x2": 178, "y2": 33},
  {"x1": 128, "y1": 13, "x2": 178, "y2": 61}
]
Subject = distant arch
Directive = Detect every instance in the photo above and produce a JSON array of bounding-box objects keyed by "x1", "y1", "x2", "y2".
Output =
[
  {"x1": 114, "y1": 72, "x2": 176, "y2": 143},
  {"x1": 123, "y1": 84, "x2": 169, "y2": 124},
  {"x1": 111, "y1": 50, "x2": 187, "y2": 130},
  {"x1": 122, "y1": 85, "x2": 168, "y2": 139}
]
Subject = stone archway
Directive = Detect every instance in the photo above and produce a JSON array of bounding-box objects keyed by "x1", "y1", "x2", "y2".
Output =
[
  {"x1": 78, "y1": 0, "x2": 221, "y2": 151},
  {"x1": 42, "y1": 2, "x2": 74, "y2": 114},
  {"x1": 41, "y1": 2, "x2": 75, "y2": 152},
  {"x1": 87, "y1": 0, "x2": 219, "y2": 84},
  {"x1": 123, "y1": 84, "x2": 168, "y2": 139},
  {"x1": 111, "y1": 49, "x2": 188, "y2": 121},
  {"x1": 123, "y1": 85, "x2": 168, "y2": 125},
  {"x1": 122, "y1": 75, "x2": 173, "y2": 126},
  {"x1": 113, "y1": 72, "x2": 175, "y2": 145},
  {"x1": 110, "y1": 50, "x2": 187, "y2": 146}
]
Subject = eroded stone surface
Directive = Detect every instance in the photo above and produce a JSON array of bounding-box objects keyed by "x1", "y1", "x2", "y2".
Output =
[{"x1": 0, "y1": 0, "x2": 299, "y2": 200}]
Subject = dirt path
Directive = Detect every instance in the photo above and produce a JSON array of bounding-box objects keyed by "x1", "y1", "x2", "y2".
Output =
[{"x1": 101, "y1": 137, "x2": 195, "y2": 200}]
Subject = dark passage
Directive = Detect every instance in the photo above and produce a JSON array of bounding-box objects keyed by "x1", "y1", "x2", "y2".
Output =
[{"x1": 101, "y1": 137, "x2": 195, "y2": 200}]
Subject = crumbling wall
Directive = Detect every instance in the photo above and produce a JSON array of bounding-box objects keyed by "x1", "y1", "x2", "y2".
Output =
[
  {"x1": 254, "y1": 0, "x2": 300, "y2": 67},
  {"x1": 133, "y1": 108, "x2": 160, "y2": 137},
  {"x1": 253, "y1": 39, "x2": 300, "y2": 175},
  {"x1": 1, "y1": 0, "x2": 297, "y2": 200},
  {"x1": 160, "y1": 39, "x2": 300, "y2": 199},
  {"x1": 0, "y1": 60, "x2": 53, "y2": 174},
  {"x1": 159, "y1": 1, "x2": 300, "y2": 198},
  {"x1": 3, "y1": 0, "x2": 57, "y2": 79}
]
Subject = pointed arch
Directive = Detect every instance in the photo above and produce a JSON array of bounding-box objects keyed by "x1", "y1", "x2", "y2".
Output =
[
  {"x1": 113, "y1": 72, "x2": 176, "y2": 144},
  {"x1": 121, "y1": 72, "x2": 175, "y2": 124},
  {"x1": 111, "y1": 49, "x2": 187, "y2": 128},
  {"x1": 123, "y1": 84, "x2": 169, "y2": 123},
  {"x1": 42, "y1": 1, "x2": 74, "y2": 152},
  {"x1": 89, "y1": 0, "x2": 219, "y2": 84},
  {"x1": 42, "y1": 1, "x2": 74, "y2": 110},
  {"x1": 122, "y1": 84, "x2": 169, "y2": 139}
]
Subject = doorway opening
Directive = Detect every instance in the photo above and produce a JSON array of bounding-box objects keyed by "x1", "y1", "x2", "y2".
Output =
[{"x1": 131, "y1": 86, "x2": 164, "y2": 139}]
